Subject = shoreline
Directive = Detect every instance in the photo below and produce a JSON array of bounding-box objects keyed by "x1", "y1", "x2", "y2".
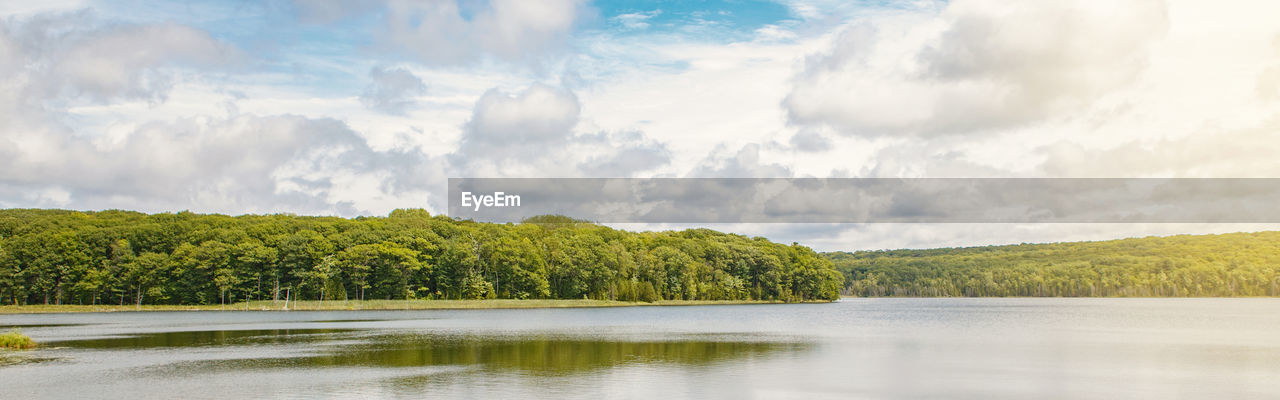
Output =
[{"x1": 0, "y1": 299, "x2": 826, "y2": 314}]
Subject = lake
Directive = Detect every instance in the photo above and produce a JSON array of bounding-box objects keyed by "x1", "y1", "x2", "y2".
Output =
[{"x1": 2, "y1": 298, "x2": 1278, "y2": 399}]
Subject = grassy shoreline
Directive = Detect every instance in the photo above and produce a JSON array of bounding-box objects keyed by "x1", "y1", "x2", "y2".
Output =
[{"x1": 0, "y1": 299, "x2": 815, "y2": 314}]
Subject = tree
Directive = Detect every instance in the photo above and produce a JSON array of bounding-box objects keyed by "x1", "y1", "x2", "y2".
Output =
[
  {"x1": 235, "y1": 241, "x2": 277, "y2": 302},
  {"x1": 125, "y1": 252, "x2": 171, "y2": 306},
  {"x1": 338, "y1": 242, "x2": 420, "y2": 300},
  {"x1": 0, "y1": 209, "x2": 849, "y2": 305},
  {"x1": 306, "y1": 255, "x2": 340, "y2": 302}
]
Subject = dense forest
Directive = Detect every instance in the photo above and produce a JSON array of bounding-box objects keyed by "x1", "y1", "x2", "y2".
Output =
[
  {"x1": 0, "y1": 209, "x2": 843, "y2": 306},
  {"x1": 828, "y1": 232, "x2": 1280, "y2": 297}
]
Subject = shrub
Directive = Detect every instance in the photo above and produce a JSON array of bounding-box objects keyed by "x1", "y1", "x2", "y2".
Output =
[{"x1": 0, "y1": 330, "x2": 36, "y2": 350}]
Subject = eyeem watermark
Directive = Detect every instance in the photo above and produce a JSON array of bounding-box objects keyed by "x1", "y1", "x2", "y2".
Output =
[
  {"x1": 449, "y1": 177, "x2": 1280, "y2": 223},
  {"x1": 460, "y1": 191, "x2": 521, "y2": 211}
]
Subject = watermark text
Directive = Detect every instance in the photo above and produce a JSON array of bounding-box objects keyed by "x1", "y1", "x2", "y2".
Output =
[{"x1": 461, "y1": 191, "x2": 521, "y2": 211}]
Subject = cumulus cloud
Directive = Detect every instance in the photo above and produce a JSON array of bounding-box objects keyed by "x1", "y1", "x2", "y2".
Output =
[
  {"x1": 0, "y1": 10, "x2": 444, "y2": 216},
  {"x1": 0, "y1": 1, "x2": 88, "y2": 18},
  {"x1": 457, "y1": 83, "x2": 580, "y2": 162},
  {"x1": 575, "y1": 131, "x2": 671, "y2": 176},
  {"x1": 6, "y1": 0, "x2": 1279, "y2": 250},
  {"x1": 785, "y1": 0, "x2": 1168, "y2": 137},
  {"x1": 0, "y1": 114, "x2": 432, "y2": 215},
  {"x1": 688, "y1": 144, "x2": 792, "y2": 178},
  {"x1": 3, "y1": 11, "x2": 241, "y2": 104},
  {"x1": 359, "y1": 66, "x2": 427, "y2": 115},
  {"x1": 788, "y1": 130, "x2": 832, "y2": 152},
  {"x1": 1039, "y1": 116, "x2": 1280, "y2": 178},
  {"x1": 383, "y1": 0, "x2": 589, "y2": 65},
  {"x1": 1015, "y1": 2, "x2": 1280, "y2": 179},
  {"x1": 451, "y1": 83, "x2": 670, "y2": 177}
]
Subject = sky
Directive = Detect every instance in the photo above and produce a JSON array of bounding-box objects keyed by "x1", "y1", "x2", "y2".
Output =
[{"x1": 2, "y1": 0, "x2": 1279, "y2": 251}]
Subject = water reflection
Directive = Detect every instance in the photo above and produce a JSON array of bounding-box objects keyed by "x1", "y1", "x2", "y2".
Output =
[
  {"x1": 51, "y1": 328, "x2": 808, "y2": 376},
  {"x1": 0, "y1": 323, "x2": 86, "y2": 329},
  {"x1": 8, "y1": 299, "x2": 1279, "y2": 399},
  {"x1": 297, "y1": 334, "x2": 806, "y2": 375},
  {"x1": 53, "y1": 329, "x2": 356, "y2": 349}
]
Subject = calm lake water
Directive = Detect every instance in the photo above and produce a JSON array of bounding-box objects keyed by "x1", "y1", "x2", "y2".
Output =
[{"x1": 2, "y1": 298, "x2": 1278, "y2": 399}]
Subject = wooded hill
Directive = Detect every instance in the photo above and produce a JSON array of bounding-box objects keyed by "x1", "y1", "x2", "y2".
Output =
[
  {"x1": 827, "y1": 231, "x2": 1280, "y2": 297},
  {"x1": 0, "y1": 209, "x2": 843, "y2": 306}
]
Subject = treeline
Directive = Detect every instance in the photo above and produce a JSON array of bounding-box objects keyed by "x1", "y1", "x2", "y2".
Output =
[
  {"x1": 828, "y1": 232, "x2": 1280, "y2": 297},
  {"x1": 0, "y1": 209, "x2": 842, "y2": 306}
]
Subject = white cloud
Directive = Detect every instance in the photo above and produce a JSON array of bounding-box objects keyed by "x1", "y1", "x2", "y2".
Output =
[
  {"x1": 5, "y1": 11, "x2": 241, "y2": 104},
  {"x1": 785, "y1": 0, "x2": 1168, "y2": 137},
  {"x1": 0, "y1": 10, "x2": 445, "y2": 216},
  {"x1": 787, "y1": 129, "x2": 832, "y2": 153},
  {"x1": 574, "y1": 32, "x2": 828, "y2": 177},
  {"x1": 688, "y1": 143, "x2": 792, "y2": 178},
  {"x1": 0, "y1": 112, "x2": 443, "y2": 216},
  {"x1": 0, "y1": 0, "x2": 86, "y2": 18},
  {"x1": 451, "y1": 83, "x2": 670, "y2": 178},
  {"x1": 4, "y1": 0, "x2": 1280, "y2": 250},
  {"x1": 459, "y1": 83, "x2": 580, "y2": 160},
  {"x1": 1039, "y1": 115, "x2": 1280, "y2": 178},
  {"x1": 383, "y1": 0, "x2": 590, "y2": 65},
  {"x1": 612, "y1": 10, "x2": 661, "y2": 30},
  {"x1": 360, "y1": 65, "x2": 428, "y2": 115}
]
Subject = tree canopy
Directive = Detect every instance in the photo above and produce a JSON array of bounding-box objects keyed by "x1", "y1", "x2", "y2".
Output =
[
  {"x1": 828, "y1": 232, "x2": 1280, "y2": 297},
  {"x1": 0, "y1": 209, "x2": 842, "y2": 305}
]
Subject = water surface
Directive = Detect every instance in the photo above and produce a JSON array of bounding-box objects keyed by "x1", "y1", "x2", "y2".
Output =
[{"x1": 2, "y1": 298, "x2": 1278, "y2": 399}]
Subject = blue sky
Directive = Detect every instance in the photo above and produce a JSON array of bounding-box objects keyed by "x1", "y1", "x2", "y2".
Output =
[
  {"x1": 2, "y1": 0, "x2": 1279, "y2": 250},
  {"x1": 32, "y1": 0, "x2": 809, "y2": 104}
]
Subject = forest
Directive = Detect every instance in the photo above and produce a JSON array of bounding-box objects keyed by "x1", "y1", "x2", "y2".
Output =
[
  {"x1": 0, "y1": 209, "x2": 842, "y2": 306},
  {"x1": 828, "y1": 231, "x2": 1280, "y2": 297}
]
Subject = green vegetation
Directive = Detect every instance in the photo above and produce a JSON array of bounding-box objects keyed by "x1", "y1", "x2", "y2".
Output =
[
  {"x1": 1, "y1": 330, "x2": 36, "y2": 349},
  {"x1": 829, "y1": 231, "x2": 1280, "y2": 297},
  {"x1": 0, "y1": 299, "x2": 795, "y2": 313},
  {"x1": 0, "y1": 209, "x2": 842, "y2": 306}
]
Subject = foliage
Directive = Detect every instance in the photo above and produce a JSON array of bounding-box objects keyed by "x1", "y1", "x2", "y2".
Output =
[
  {"x1": 1, "y1": 330, "x2": 35, "y2": 349},
  {"x1": 827, "y1": 232, "x2": 1280, "y2": 297},
  {"x1": 0, "y1": 299, "x2": 791, "y2": 313},
  {"x1": 0, "y1": 209, "x2": 842, "y2": 305}
]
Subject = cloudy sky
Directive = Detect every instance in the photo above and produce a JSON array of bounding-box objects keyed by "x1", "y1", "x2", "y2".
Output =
[{"x1": 2, "y1": 0, "x2": 1279, "y2": 250}]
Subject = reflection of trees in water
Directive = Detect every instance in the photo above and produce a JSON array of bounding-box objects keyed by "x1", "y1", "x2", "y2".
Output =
[
  {"x1": 54, "y1": 329, "x2": 809, "y2": 375},
  {"x1": 51, "y1": 329, "x2": 355, "y2": 349},
  {"x1": 304, "y1": 334, "x2": 810, "y2": 374}
]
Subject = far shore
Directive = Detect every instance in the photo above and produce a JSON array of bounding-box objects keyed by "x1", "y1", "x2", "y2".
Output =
[{"x1": 0, "y1": 299, "x2": 829, "y2": 314}]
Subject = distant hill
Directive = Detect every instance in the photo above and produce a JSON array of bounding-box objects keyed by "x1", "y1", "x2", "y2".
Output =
[{"x1": 825, "y1": 232, "x2": 1280, "y2": 297}]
